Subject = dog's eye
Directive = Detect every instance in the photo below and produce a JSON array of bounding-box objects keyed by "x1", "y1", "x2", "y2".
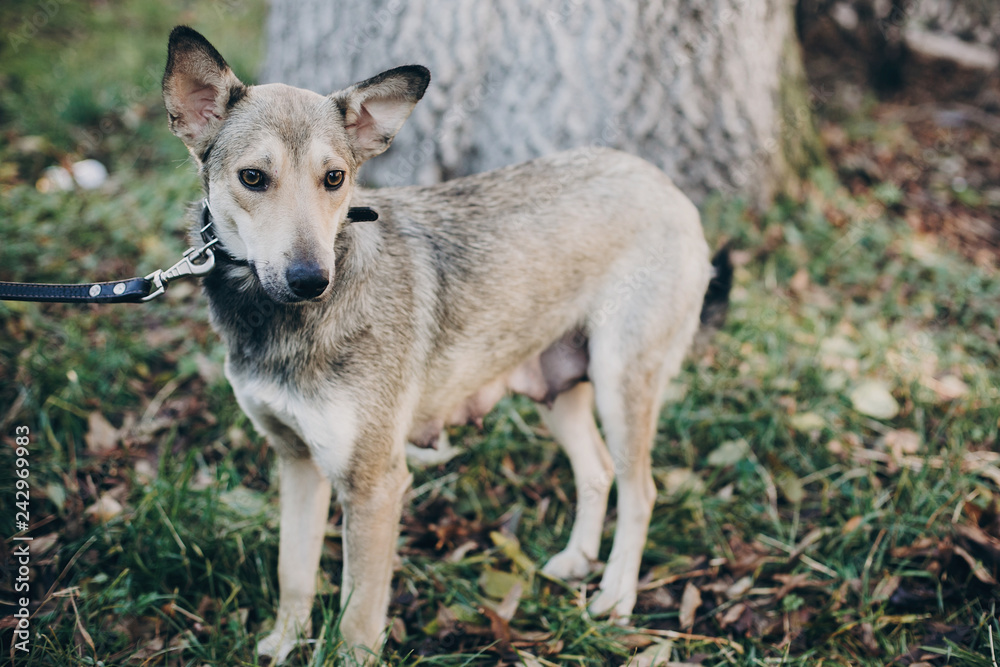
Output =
[
  {"x1": 239, "y1": 169, "x2": 267, "y2": 190},
  {"x1": 324, "y1": 170, "x2": 345, "y2": 189}
]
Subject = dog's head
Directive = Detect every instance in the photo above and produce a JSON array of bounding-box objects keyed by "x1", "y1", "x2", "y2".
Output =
[{"x1": 162, "y1": 26, "x2": 429, "y2": 303}]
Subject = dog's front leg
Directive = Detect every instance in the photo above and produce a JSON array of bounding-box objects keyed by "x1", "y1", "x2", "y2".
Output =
[
  {"x1": 258, "y1": 455, "x2": 332, "y2": 664},
  {"x1": 338, "y1": 446, "x2": 412, "y2": 663}
]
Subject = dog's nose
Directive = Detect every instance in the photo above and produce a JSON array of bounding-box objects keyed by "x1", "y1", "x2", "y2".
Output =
[{"x1": 286, "y1": 262, "x2": 329, "y2": 300}]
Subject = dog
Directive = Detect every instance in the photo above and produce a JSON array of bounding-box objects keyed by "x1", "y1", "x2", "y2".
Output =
[{"x1": 162, "y1": 25, "x2": 731, "y2": 664}]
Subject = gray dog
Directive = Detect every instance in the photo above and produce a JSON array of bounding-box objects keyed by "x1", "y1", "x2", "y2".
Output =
[{"x1": 162, "y1": 26, "x2": 730, "y2": 664}]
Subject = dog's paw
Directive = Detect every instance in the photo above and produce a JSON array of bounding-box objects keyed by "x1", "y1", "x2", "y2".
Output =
[
  {"x1": 257, "y1": 629, "x2": 300, "y2": 665},
  {"x1": 541, "y1": 547, "x2": 596, "y2": 581},
  {"x1": 587, "y1": 581, "x2": 636, "y2": 621}
]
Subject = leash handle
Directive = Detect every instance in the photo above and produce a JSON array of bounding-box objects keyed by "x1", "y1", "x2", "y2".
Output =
[{"x1": 0, "y1": 276, "x2": 154, "y2": 303}]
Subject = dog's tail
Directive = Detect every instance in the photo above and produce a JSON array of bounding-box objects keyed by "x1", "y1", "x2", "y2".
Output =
[{"x1": 698, "y1": 244, "x2": 733, "y2": 334}]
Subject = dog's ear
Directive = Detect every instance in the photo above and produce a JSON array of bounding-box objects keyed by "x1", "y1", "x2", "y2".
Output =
[
  {"x1": 162, "y1": 26, "x2": 246, "y2": 158},
  {"x1": 332, "y1": 65, "x2": 430, "y2": 163}
]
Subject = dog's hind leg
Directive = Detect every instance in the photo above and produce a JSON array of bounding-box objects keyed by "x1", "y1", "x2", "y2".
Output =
[
  {"x1": 539, "y1": 381, "x2": 614, "y2": 580},
  {"x1": 586, "y1": 315, "x2": 699, "y2": 619},
  {"x1": 258, "y1": 455, "x2": 333, "y2": 664}
]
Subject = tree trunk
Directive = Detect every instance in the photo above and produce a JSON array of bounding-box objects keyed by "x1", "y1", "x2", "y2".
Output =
[{"x1": 263, "y1": 0, "x2": 822, "y2": 207}]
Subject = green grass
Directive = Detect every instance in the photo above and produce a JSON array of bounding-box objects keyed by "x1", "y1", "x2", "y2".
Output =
[{"x1": 2, "y1": 3, "x2": 1000, "y2": 666}]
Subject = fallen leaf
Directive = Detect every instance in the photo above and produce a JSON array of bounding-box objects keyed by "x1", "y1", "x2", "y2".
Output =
[
  {"x1": 85, "y1": 412, "x2": 120, "y2": 454},
  {"x1": 953, "y1": 545, "x2": 997, "y2": 584},
  {"x1": 620, "y1": 633, "x2": 656, "y2": 649},
  {"x1": 659, "y1": 468, "x2": 705, "y2": 498},
  {"x1": 517, "y1": 650, "x2": 545, "y2": 667},
  {"x1": 955, "y1": 524, "x2": 1000, "y2": 561},
  {"x1": 773, "y1": 573, "x2": 812, "y2": 599},
  {"x1": 859, "y1": 621, "x2": 878, "y2": 653},
  {"x1": 725, "y1": 576, "x2": 753, "y2": 599},
  {"x1": 849, "y1": 380, "x2": 899, "y2": 420},
  {"x1": 479, "y1": 568, "x2": 528, "y2": 600},
  {"x1": 789, "y1": 412, "x2": 825, "y2": 432},
  {"x1": 421, "y1": 604, "x2": 458, "y2": 638},
  {"x1": 491, "y1": 531, "x2": 536, "y2": 573},
  {"x1": 922, "y1": 374, "x2": 968, "y2": 401},
  {"x1": 707, "y1": 439, "x2": 750, "y2": 467},
  {"x1": 389, "y1": 616, "x2": 406, "y2": 643},
  {"x1": 884, "y1": 429, "x2": 922, "y2": 459},
  {"x1": 789, "y1": 268, "x2": 810, "y2": 295},
  {"x1": 842, "y1": 515, "x2": 864, "y2": 534},
  {"x1": 495, "y1": 580, "x2": 523, "y2": 621},
  {"x1": 479, "y1": 604, "x2": 512, "y2": 653},
  {"x1": 718, "y1": 603, "x2": 747, "y2": 629},
  {"x1": 219, "y1": 486, "x2": 269, "y2": 517},
  {"x1": 872, "y1": 575, "x2": 901, "y2": 603},
  {"x1": 776, "y1": 473, "x2": 804, "y2": 504},
  {"x1": 85, "y1": 495, "x2": 124, "y2": 522},
  {"x1": 678, "y1": 582, "x2": 702, "y2": 631},
  {"x1": 627, "y1": 639, "x2": 673, "y2": 667}
]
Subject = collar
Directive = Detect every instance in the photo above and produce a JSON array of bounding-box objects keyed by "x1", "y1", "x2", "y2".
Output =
[{"x1": 198, "y1": 200, "x2": 379, "y2": 267}]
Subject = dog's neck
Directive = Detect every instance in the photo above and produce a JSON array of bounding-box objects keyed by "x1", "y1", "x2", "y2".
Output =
[{"x1": 198, "y1": 204, "x2": 388, "y2": 384}]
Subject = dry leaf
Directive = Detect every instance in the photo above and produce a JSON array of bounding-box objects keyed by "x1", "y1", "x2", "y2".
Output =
[
  {"x1": 922, "y1": 374, "x2": 969, "y2": 401},
  {"x1": 725, "y1": 576, "x2": 753, "y2": 599},
  {"x1": 773, "y1": 573, "x2": 812, "y2": 599},
  {"x1": 849, "y1": 380, "x2": 899, "y2": 420},
  {"x1": 953, "y1": 545, "x2": 997, "y2": 584},
  {"x1": 85, "y1": 412, "x2": 120, "y2": 454},
  {"x1": 627, "y1": 639, "x2": 673, "y2": 667},
  {"x1": 955, "y1": 524, "x2": 1000, "y2": 560},
  {"x1": 719, "y1": 602, "x2": 747, "y2": 629},
  {"x1": 390, "y1": 617, "x2": 406, "y2": 643},
  {"x1": 678, "y1": 582, "x2": 702, "y2": 631},
  {"x1": 517, "y1": 650, "x2": 545, "y2": 667},
  {"x1": 789, "y1": 268, "x2": 810, "y2": 295},
  {"x1": 479, "y1": 568, "x2": 527, "y2": 600},
  {"x1": 842, "y1": 515, "x2": 864, "y2": 535},
  {"x1": 491, "y1": 531, "x2": 536, "y2": 573},
  {"x1": 659, "y1": 468, "x2": 705, "y2": 498},
  {"x1": 884, "y1": 429, "x2": 922, "y2": 460},
  {"x1": 789, "y1": 412, "x2": 825, "y2": 432},
  {"x1": 479, "y1": 604, "x2": 513, "y2": 652},
  {"x1": 496, "y1": 580, "x2": 524, "y2": 621},
  {"x1": 707, "y1": 439, "x2": 750, "y2": 467},
  {"x1": 85, "y1": 495, "x2": 124, "y2": 522},
  {"x1": 872, "y1": 575, "x2": 901, "y2": 602}
]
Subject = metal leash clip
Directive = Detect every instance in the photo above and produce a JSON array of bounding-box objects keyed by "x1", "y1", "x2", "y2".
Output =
[{"x1": 141, "y1": 237, "x2": 219, "y2": 301}]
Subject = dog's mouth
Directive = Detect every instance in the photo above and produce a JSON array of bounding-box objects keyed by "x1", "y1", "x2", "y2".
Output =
[{"x1": 248, "y1": 260, "x2": 332, "y2": 304}]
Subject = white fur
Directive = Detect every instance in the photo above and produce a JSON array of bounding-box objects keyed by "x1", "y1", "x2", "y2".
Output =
[
  {"x1": 257, "y1": 456, "x2": 332, "y2": 663},
  {"x1": 229, "y1": 367, "x2": 359, "y2": 481}
]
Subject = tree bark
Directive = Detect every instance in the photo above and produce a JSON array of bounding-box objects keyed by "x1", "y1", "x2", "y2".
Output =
[{"x1": 263, "y1": 0, "x2": 822, "y2": 207}]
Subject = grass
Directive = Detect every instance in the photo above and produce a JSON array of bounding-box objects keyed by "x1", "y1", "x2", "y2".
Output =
[{"x1": 2, "y1": 3, "x2": 999, "y2": 666}]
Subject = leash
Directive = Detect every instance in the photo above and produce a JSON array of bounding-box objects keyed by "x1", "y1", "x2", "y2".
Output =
[{"x1": 0, "y1": 201, "x2": 379, "y2": 304}]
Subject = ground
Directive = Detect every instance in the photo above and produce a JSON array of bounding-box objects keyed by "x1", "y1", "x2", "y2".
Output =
[{"x1": 1, "y1": 3, "x2": 999, "y2": 666}]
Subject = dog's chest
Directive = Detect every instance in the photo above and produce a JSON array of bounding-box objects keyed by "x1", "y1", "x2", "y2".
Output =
[{"x1": 229, "y1": 368, "x2": 359, "y2": 479}]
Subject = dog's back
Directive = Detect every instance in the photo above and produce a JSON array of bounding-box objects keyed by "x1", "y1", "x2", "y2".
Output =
[{"x1": 352, "y1": 146, "x2": 711, "y2": 441}]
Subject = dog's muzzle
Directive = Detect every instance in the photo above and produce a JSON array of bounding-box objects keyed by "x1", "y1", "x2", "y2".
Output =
[{"x1": 286, "y1": 261, "x2": 329, "y2": 300}]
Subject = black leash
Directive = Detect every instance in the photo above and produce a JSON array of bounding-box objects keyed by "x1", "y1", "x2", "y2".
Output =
[{"x1": 0, "y1": 201, "x2": 378, "y2": 304}]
